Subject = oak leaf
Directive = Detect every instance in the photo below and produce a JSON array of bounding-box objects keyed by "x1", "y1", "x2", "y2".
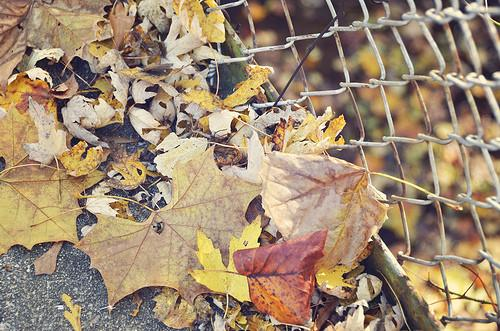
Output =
[
  {"x1": 190, "y1": 219, "x2": 261, "y2": 302},
  {"x1": 76, "y1": 148, "x2": 261, "y2": 306},
  {"x1": 260, "y1": 152, "x2": 388, "y2": 268},
  {"x1": 234, "y1": 230, "x2": 327, "y2": 325},
  {"x1": 24, "y1": 97, "x2": 68, "y2": 165},
  {"x1": 61, "y1": 293, "x2": 82, "y2": 331}
]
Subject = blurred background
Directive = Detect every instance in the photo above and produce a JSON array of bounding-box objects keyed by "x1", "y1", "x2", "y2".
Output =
[{"x1": 223, "y1": 0, "x2": 500, "y2": 329}]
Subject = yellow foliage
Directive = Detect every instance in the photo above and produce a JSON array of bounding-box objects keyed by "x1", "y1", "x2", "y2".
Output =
[
  {"x1": 223, "y1": 66, "x2": 272, "y2": 108},
  {"x1": 110, "y1": 154, "x2": 147, "y2": 190},
  {"x1": 59, "y1": 141, "x2": 107, "y2": 177},
  {"x1": 316, "y1": 265, "x2": 353, "y2": 290},
  {"x1": 173, "y1": 0, "x2": 225, "y2": 43},
  {"x1": 183, "y1": 89, "x2": 222, "y2": 111},
  {"x1": 0, "y1": 74, "x2": 55, "y2": 167},
  {"x1": 190, "y1": 219, "x2": 261, "y2": 302},
  {"x1": 285, "y1": 107, "x2": 346, "y2": 154},
  {"x1": 61, "y1": 293, "x2": 82, "y2": 331}
]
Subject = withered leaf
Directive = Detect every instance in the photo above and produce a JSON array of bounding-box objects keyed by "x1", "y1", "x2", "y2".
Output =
[
  {"x1": 34, "y1": 241, "x2": 63, "y2": 275},
  {"x1": 234, "y1": 230, "x2": 327, "y2": 325},
  {"x1": 76, "y1": 148, "x2": 261, "y2": 306},
  {"x1": 260, "y1": 152, "x2": 388, "y2": 268},
  {"x1": 0, "y1": 0, "x2": 32, "y2": 90},
  {"x1": 25, "y1": 0, "x2": 108, "y2": 60},
  {"x1": 0, "y1": 162, "x2": 102, "y2": 255}
]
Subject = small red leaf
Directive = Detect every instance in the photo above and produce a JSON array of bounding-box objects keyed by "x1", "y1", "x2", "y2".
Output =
[{"x1": 234, "y1": 230, "x2": 327, "y2": 325}]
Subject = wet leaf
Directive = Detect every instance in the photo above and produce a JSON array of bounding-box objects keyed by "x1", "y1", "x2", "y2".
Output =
[
  {"x1": 260, "y1": 152, "x2": 388, "y2": 268},
  {"x1": 190, "y1": 219, "x2": 261, "y2": 302},
  {"x1": 234, "y1": 230, "x2": 327, "y2": 325},
  {"x1": 76, "y1": 148, "x2": 261, "y2": 306}
]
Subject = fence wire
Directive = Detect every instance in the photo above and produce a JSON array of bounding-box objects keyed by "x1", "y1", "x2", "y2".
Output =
[{"x1": 210, "y1": 0, "x2": 500, "y2": 327}]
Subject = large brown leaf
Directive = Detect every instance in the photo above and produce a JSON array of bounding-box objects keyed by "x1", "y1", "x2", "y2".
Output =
[
  {"x1": 0, "y1": 0, "x2": 32, "y2": 90},
  {"x1": 260, "y1": 152, "x2": 388, "y2": 268},
  {"x1": 76, "y1": 148, "x2": 261, "y2": 306},
  {"x1": 234, "y1": 230, "x2": 327, "y2": 325}
]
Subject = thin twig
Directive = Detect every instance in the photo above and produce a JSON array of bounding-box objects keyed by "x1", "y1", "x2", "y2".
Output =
[{"x1": 271, "y1": 16, "x2": 337, "y2": 109}]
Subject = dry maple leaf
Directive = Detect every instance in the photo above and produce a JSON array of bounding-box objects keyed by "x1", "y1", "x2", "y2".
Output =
[
  {"x1": 260, "y1": 152, "x2": 388, "y2": 268},
  {"x1": 76, "y1": 147, "x2": 261, "y2": 306},
  {"x1": 234, "y1": 230, "x2": 327, "y2": 325},
  {"x1": 0, "y1": 162, "x2": 102, "y2": 255},
  {"x1": 0, "y1": 0, "x2": 32, "y2": 90}
]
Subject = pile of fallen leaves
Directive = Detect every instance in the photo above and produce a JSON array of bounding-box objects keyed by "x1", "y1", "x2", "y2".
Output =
[{"x1": 0, "y1": 1, "x2": 401, "y2": 330}]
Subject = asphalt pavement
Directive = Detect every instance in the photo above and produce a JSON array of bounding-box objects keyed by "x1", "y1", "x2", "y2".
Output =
[{"x1": 0, "y1": 241, "x2": 172, "y2": 331}]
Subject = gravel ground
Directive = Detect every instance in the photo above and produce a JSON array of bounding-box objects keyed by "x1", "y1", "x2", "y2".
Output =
[{"x1": 0, "y1": 242, "x2": 172, "y2": 331}]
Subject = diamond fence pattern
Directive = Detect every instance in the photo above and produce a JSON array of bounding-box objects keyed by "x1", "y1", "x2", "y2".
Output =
[{"x1": 210, "y1": 0, "x2": 500, "y2": 327}]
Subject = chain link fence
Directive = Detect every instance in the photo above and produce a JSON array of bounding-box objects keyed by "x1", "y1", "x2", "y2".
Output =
[{"x1": 211, "y1": 0, "x2": 500, "y2": 328}]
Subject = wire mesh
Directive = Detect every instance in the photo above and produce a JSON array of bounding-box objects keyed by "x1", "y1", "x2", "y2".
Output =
[{"x1": 210, "y1": 0, "x2": 500, "y2": 327}]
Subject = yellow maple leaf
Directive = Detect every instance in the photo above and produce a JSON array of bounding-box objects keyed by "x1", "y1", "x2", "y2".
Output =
[
  {"x1": 173, "y1": 0, "x2": 225, "y2": 43},
  {"x1": 190, "y1": 219, "x2": 261, "y2": 302},
  {"x1": 59, "y1": 141, "x2": 107, "y2": 177},
  {"x1": 316, "y1": 265, "x2": 353, "y2": 290},
  {"x1": 222, "y1": 65, "x2": 272, "y2": 109},
  {"x1": 61, "y1": 293, "x2": 82, "y2": 331}
]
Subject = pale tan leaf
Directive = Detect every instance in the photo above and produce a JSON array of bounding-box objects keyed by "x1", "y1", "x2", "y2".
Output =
[
  {"x1": 23, "y1": 97, "x2": 68, "y2": 164},
  {"x1": 34, "y1": 242, "x2": 63, "y2": 275},
  {"x1": 260, "y1": 152, "x2": 388, "y2": 268}
]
